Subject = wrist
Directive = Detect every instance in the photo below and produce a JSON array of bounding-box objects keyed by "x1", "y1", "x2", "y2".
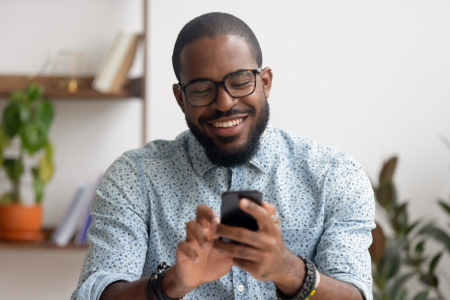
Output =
[
  {"x1": 272, "y1": 253, "x2": 305, "y2": 297},
  {"x1": 161, "y1": 264, "x2": 196, "y2": 299}
]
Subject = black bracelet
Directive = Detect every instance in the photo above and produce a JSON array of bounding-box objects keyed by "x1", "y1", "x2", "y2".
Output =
[
  {"x1": 275, "y1": 255, "x2": 317, "y2": 300},
  {"x1": 146, "y1": 262, "x2": 186, "y2": 300}
]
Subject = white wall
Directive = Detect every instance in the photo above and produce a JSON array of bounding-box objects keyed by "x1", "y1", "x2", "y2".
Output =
[
  {"x1": 149, "y1": 0, "x2": 450, "y2": 225},
  {"x1": 148, "y1": 0, "x2": 450, "y2": 296},
  {"x1": 1, "y1": 0, "x2": 450, "y2": 299}
]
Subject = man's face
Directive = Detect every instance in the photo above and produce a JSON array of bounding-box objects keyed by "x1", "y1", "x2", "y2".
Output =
[{"x1": 173, "y1": 35, "x2": 273, "y2": 166}]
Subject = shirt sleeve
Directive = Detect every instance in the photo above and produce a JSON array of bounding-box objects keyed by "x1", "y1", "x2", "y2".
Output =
[
  {"x1": 71, "y1": 152, "x2": 150, "y2": 300},
  {"x1": 314, "y1": 157, "x2": 375, "y2": 300}
]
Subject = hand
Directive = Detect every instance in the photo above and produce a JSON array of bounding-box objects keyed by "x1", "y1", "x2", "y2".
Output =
[
  {"x1": 213, "y1": 199, "x2": 304, "y2": 294},
  {"x1": 172, "y1": 205, "x2": 233, "y2": 290}
]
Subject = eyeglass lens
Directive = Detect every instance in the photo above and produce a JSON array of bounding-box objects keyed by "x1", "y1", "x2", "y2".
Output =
[{"x1": 185, "y1": 70, "x2": 256, "y2": 107}]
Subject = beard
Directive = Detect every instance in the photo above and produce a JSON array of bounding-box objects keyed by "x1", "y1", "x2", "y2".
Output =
[{"x1": 186, "y1": 97, "x2": 270, "y2": 168}]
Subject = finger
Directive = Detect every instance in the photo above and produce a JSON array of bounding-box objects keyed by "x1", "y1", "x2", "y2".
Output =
[
  {"x1": 232, "y1": 258, "x2": 260, "y2": 275},
  {"x1": 239, "y1": 198, "x2": 273, "y2": 232},
  {"x1": 196, "y1": 205, "x2": 220, "y2": 228},
  {"x1": 262, "y1": 201, "x2": 280, "y2": 226},
  {"x1": 262, "y1": 201, "x2": 276, "y2": 216},
  {"x1": 177, "y1": 240, "x2": 198, "y2": 262},
  {"x1": 186, "y1": 220, "x2": 209, "y2": 247},
  {"x1": 214, "y1": 224, "x2": 266, "y2": 249},
  {"x1": 213, "y1": 239, "x2": 263, "y2": 262}
]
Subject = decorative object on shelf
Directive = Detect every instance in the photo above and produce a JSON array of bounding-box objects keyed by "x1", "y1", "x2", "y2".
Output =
[
  {"x1": 51, "y1": 50, "x2": 92, "y2": 93},
  {"x1": 0, "y1": 83, "x2": 55, "y2": 241}
]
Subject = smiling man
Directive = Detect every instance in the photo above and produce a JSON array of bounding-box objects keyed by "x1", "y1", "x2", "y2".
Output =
[{"x1": 72, "y1": 12, "x2": 375, "y2": 300}]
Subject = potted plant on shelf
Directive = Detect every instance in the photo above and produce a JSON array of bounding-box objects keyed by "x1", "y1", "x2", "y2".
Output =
[{"x1": 0, "y1": 83, "x2": 55, "y2": 241}]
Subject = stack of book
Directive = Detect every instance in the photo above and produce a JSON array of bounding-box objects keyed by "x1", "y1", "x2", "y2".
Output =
[
  {"x1": 92, "y1": 31, "x2": 140, "y2": 93},
  {"x1": 52, "y1": 176, "x2": 102, "y2": 247}
]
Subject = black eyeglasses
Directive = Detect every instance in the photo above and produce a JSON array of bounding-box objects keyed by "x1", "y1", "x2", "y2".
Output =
[{"x1": 177, "y1": 68, "x2": 262, "y2": 107}]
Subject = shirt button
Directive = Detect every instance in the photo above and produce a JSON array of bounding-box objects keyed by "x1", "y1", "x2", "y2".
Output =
[{"x1": 238, "y1": 285, "x2": 245, "y2": 292}]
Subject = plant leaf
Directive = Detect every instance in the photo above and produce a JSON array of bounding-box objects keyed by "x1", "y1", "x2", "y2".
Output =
[
  {"x1": 376, "y1": 181, "x2": 396, "y2": 210},
  {"x1": 0, "y1": 126, "x2": 12, "y2": 149},
  {"x1": 38, "y1": 154, "x2": 54, "y2": 183},
  {"x1": 429, "y1": 252, "x2": 442, "y2": 275},
  {"x1": 388, "y1": 253, "x2": 401, "y2": 279},
  {"x1": 395, "y1": 288, "x2": 407, "y2": 300},
  {"x1": 379, "y1": 156, "x2": 398, "y2": 182},
  {"x1": 419, "y1": 274, "x2": 438, "y2": 288},
  {"x1": 20, "y1": 120, "x2": 48, "y2": 154},
  {"x1": 437, "y1": 199, "x2": 450, "y2": 216},
  {"x1": 370, "y1": 224, "x2": 386, "y2": 264},
  {"x1": 4, "y1": 158, "x2": 24, "y2": 184},
  {"x1": 379, "y1": 239, "x2": 406, "y2": 273},
  {"x1": 428, "y1": 228, "x2": 450, "y2": 252},
  {"x1": 417, "y1": 222, "x2": 434, "y2": 235},
  {"x1": 9, "y1": 90, "x2": 27, "y2": 103},
  {"x1": 32, "y1": 167, "x2": 44, "y2": 204},
  {"x1": 412, "y1": 291, "x2": 429, "y2": 300},
  {"x1": 34, "y1": 100, "x2": 54, "y2": 128},
  {"x1": 26, "y1": 83, "x2": 44, "y2": 101},
  {"x1": 393, "y1": 202, "x2": 408, "y2": 234},
  {"x1": 406, "y1": 219, "x2": 421, "y2": 236},
  {"x1": 390, "y1": 272, "x2": 415, "y2": 297},
  {"x1": 44, "y1": 141, "x2": 54, "y2": 160},
  {"x1": 415, "y1": 240, "x2": 425, "y2": 255},
  {"x1": 2, "y1": 102, "x2": 30, "y2": 137}
]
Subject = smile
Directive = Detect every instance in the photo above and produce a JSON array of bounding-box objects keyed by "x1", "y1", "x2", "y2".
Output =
[{"x1": 212, "y1": 118, "x2": 244, "y2": 128}]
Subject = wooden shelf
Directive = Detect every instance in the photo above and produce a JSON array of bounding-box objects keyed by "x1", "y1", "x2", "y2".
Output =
[
  {"x1": 0, "y1": 75, "x2": 141, "y2": 99},
  {"x1": 0, "y1": 228, "x2": 89, "y2": 250}
]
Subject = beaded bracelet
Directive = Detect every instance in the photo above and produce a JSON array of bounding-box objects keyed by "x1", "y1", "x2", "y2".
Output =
[
  {"x1": 305, "y1": 268, "x2": 320, "y2": 300},
  {"x1": 275, "y1": 255, "x2": 320, "y2": 300}
]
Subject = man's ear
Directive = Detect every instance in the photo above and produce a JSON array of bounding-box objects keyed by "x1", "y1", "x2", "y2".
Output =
[
  {"x1": 173, "y1": 84, "x2": 186, "y2": 113},
  {"x1": 260, "y1": 67, "x2": 273, "y2": 99}
]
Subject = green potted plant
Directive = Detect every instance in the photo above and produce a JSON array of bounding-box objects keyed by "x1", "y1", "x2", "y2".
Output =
[
  {"x1": 370, "y1": 157, "x2": 446, "y2": 300},
  {"x1": 0, "y1": 83, "x2": 55, "y2": 241}
]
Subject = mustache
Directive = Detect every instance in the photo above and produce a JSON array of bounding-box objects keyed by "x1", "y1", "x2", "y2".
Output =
[{"x1": 199, "y1": 106, "x2": 255, "y2": 123}]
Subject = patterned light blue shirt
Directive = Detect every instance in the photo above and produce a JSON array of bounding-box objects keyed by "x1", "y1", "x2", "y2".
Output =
[{"x1": 72, "y1": 124, "x2": 375, "y2": 300}]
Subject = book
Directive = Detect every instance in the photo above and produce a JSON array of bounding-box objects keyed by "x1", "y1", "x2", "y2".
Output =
[
  {"x1": 110, "y1": 34, "x2": 139, "y2": 93},
  {"x1": 52, "y1": 181, "x2": 91, "y2": 247},
  {"x1": 92, "y1": 32, "x2": 139, "y2": 93},
  {"x1": 92, "y1": 32, "x2": 122, "y2": 92},
  {"x1": 73, "y1": 175, "x2": 103, "y2": 246}
]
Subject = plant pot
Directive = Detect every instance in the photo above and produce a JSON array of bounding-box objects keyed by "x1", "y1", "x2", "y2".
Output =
[{"x1": 0, "y1": 204, "x2": 44, "y2": 241}]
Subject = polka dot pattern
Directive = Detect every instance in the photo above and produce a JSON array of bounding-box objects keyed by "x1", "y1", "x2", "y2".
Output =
[{"x1": 72, "y1": 124, "x2": 375, "y2": 300}]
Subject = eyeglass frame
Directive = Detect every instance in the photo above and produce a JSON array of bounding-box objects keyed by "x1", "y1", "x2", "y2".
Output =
[{"x1": 177, "y1": 68, "x2": 263, "y2": 107}]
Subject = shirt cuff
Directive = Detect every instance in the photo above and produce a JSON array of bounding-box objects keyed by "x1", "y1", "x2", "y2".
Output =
[
  {"x1": 327, "y1": 273, "x2": 371, "y2": 300},
  {"x1": 71, "y1": 271, "x2": 134, "y2": 300}
]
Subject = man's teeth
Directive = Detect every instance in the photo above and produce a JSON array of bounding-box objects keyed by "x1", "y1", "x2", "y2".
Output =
[{"x1": 213, "y1": 118, "x2": 244, "y2": 128}]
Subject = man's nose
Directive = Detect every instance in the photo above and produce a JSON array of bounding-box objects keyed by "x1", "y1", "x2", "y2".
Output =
[{"x1": 209, "y1": 85, "x2": 236, "y2": 112}]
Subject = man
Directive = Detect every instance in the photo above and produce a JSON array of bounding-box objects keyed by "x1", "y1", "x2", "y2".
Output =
[{"x1": 72, "y1": 12, "x2": 375, "y2": 300}]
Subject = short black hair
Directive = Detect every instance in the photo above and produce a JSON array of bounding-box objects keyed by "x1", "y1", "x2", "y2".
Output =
[{"x1": 172, "y1": 12, "x2": 263, "y2": 83}]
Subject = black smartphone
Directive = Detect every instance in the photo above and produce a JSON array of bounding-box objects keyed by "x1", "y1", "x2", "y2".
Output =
[{"x1": 220, "y1": 190, "x2": 263, "y2": 244}]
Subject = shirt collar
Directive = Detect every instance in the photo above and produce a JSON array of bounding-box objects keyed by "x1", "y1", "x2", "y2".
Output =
[
  {"x1": 248, "y1": 123, "x2": 274, "y2": 173},
  {"x1": 187, "y1": 123, "x2": 276, "y2": 176}
]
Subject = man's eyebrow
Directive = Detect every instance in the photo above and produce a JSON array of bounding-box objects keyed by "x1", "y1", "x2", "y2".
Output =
[{"x1": 186, "y1": 69, "x2": 249, "y2": 85}]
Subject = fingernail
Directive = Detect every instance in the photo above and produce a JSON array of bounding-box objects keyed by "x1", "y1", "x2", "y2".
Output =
[{"x1": 241, "y1": 199, "x2": 249, "y2": 207}]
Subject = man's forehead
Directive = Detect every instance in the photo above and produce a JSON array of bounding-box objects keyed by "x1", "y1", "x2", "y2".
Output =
[{"x1": 179, "y1": 35, "x2": 258, "y2": 83}]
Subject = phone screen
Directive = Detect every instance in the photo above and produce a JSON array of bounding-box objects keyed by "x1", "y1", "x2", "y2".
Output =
[{"x1": 220, "y1": 190, "x2": 263, "y2": 244}]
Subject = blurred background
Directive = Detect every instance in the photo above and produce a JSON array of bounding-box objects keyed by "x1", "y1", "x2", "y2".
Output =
[{"x1": 0, "y1": 0, "x2": 449, "y2": 299}]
